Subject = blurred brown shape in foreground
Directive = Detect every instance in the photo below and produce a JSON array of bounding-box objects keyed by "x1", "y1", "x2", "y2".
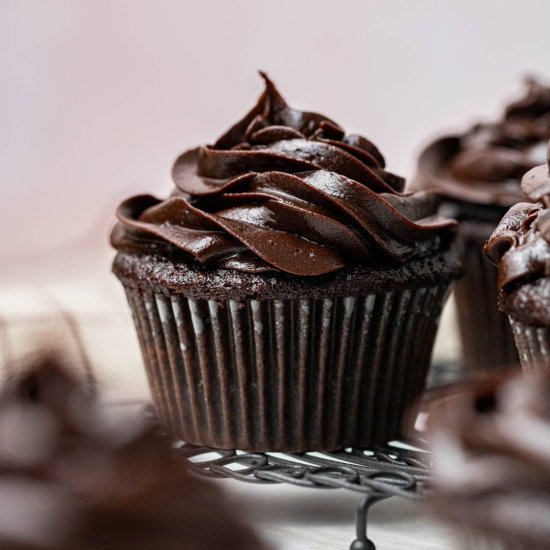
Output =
[
  {"x1": 427, "y1": 369, "x2": 550, "y2": 550},
  {"x1": 0, "y1": 351, "x2": 267, "y2": 550}
]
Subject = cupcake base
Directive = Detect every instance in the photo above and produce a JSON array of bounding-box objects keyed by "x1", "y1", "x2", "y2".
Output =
[
  {"x1": 500, "y1": 279, "x2": 550, "y2": 373},
  {"x1": 114, "y1": 250, "x2": 461, "y2": 452},
  {"x1": 509, "y1": 318, "x2": 550, "y2": 373}
]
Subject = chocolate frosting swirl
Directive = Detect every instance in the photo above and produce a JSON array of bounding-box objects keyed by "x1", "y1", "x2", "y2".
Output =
[
  {"x1": 485, "y1": 141, "x2": 550, "y2": 290},
  {"x1": 0, "y1": 357, "x2": 266, "y2": 549},
  {"x1": 112, "y1": 73, "x2": 455, "y2": 277},
  {"x1": 428, "y1": 372, "x2": 550, "y2": 550},
  {"x1": 483, "y1": 141, "x2": 550, "y2": 324},
  {"x1": 414, "y1": 78, "x2": 550, "y2": 207}
]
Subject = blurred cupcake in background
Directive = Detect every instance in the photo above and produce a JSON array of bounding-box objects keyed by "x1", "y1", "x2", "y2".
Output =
[
  {"x1": 428, "y1": 371, "x2": 550, "y2": 550},
  {"x1": 413, "y1": 78, "x2": 550, "y2": 373},
  {"x1": 485, "y1": 140, "x2": 550, "y2": 373}
]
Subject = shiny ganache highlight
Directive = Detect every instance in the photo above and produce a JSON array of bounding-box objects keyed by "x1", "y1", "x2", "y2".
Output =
[
  {"x1": 112, "y1": 73, "x2": 455, "y2": 277},
  {"x1": 415, "y1": 78, "x2": 550, "y2": 207}
]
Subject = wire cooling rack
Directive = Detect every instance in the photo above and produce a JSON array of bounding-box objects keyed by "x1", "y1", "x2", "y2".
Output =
[
  {"x1": 174, "y1": 361, "x2": 461, "y2": 550},
  {"x1": 178, "y1": 441, "x2": 431, "y2": 549}
]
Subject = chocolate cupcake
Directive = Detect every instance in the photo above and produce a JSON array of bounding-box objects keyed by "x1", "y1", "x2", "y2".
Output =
[
  {"x1": 111, "y1": 73, "x2": 461, "y2": 452},
  {"x1": 0, "y1": 355, "x2": 266, "y2": 549},
  {"x1": 485, "y1": 141, "x2": 550, "y2": 373},
  {"x1": 413, "y1": 78, "x2": 550, "y2": 372},
  {"x1": 427, "y1": 372, "x2": 550, "y2": 550}
]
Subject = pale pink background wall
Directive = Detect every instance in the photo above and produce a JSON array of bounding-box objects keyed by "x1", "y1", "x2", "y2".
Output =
[{"x1": 2, "y1": 0, "x2": 549, "y2": 258}]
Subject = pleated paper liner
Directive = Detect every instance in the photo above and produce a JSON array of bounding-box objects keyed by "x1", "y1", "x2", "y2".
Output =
[
  {"x1": 123, "y1": 284, "x2": 450, "y2": 452},
  {"x1": 509, "y1": 318, "x2": 550, "y2": 373},
  {"x1": 454, "y1": 228, "x2": 519, "y2": 372}
]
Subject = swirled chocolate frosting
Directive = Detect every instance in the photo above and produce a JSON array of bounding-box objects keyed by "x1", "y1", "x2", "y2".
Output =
[
  {"x1": 428, "y1": 372, "x2": 550, "y2": 550},
  {"x1": 414, "y1": 78, "x2": 550, "y2": 207},
  {"x1": 485, "y1": 141, "x2": 550, "y2": 324},
  {"x1": 0, "y1": 357, "x2": 266, "y2": 549},
  {"x1": 112, "y1": 73, "x2": 456, "y2": 277}
]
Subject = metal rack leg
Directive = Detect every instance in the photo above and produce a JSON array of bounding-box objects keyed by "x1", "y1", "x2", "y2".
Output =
[{"x1": 349, "y1": 495, "x2": 386, "y2": 550}]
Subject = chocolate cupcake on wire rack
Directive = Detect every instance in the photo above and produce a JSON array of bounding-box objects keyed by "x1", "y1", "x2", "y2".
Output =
[{"x1": 112, "y1": 72, "x2": 461, "y2": 452}]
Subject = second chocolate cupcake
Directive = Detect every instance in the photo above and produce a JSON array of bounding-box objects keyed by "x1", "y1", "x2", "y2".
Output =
[
  {"x1": 112, "y1": 73, "x2": 461, "y2": 452},
  {"x1": 413, "y1": 78, "x2": 550, "y2": 372},
  {"x1": 486, "y1": 141, "x2": 550, "y2": 373}
]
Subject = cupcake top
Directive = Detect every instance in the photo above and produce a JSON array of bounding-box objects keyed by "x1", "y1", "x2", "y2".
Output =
[
  {"x1": 485, "y1": 141, "x2": 550, "y2": 325},
  {"x1": 112, "y1": 73, "x2": 456, "y2": 277},
  {"x1": 428, "y1": 372, "x2": 550, "y2": 550},
  {"x1": 0, "y1": 356, "x2": 265, "y2": 550},
  {"x1": 413, "y1": 78, "x2": 550, "y2": 209}
]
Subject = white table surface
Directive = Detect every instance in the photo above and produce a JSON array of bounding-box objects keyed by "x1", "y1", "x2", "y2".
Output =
[
  {"x1": 226, "y1": 480, "x2": 457, "y2": 549},
  {"x1": 0, "y1": 246, "x2": 462, "y2": 549}
]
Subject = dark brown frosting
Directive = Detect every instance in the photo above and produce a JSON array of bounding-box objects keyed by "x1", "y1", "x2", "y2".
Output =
[
  {"x1": 484, "y1": 141, "x2": 550, "y2": 324},
  {"x1": 0, "y1": 357, "x2": 265, "y2": 549},
  {"x1": 428, "y1": 372, "x2": 550, "y2": 550},
  {"x1": 413, "y1": 78, "x2": 550, "y2": 208},
  {"x1": 112, "y1": 73, "x2": 456, "y2": 277}
]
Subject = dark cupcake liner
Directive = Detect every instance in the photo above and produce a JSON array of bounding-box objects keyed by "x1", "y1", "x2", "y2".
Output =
[
  {"x1": 122, "y1": 283, "x2": 450, "y2": 452},
  {"x1": 509, "y1": 319, "x2": 550, "y2": 373},
  {"x1": 454, "y1": 224, "x2": 519, "y2": 372}
]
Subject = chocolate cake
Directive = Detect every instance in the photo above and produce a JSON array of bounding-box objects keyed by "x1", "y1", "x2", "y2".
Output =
[
  {"x1": 413, "y1": 78, "x2": 550, "y2": 372},
  {"x1": 112, "y1": 72, "x2": 461, "y2": 452}
]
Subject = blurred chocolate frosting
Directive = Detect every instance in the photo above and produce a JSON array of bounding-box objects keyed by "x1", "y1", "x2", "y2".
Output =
[
  {"x1": 413, "y1": 78, "x2": 550, "y2": 208},
  {"x1": 485, "y1": 141, "x2": 550, "y2": 324},
  {"x1": 112, "y1": 73, "x2": 456, "y2": 277},
  {"x1": 0, "y1": 356, "x2": 266, "y2": 549},
  {"x1": 428, "y1": 372, "x2": 550, "y2": 549}
]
